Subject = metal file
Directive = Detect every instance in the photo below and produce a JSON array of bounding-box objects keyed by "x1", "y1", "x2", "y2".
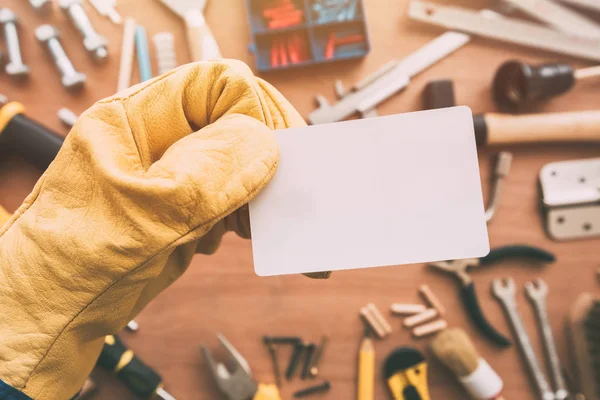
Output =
[
  {"x1": 408, "y1": 1, "x2": 600, "y2": 62},
  {"x1": 308, "y1": 30, "x2": 470, "y2": 125}
]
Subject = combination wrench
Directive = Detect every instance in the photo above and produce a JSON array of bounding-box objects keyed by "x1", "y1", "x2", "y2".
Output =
[
  {"x1": 492, "y1": 278, "x2": 554, "y2": 400},
  {"x1": 525, "y1": 279, "x2": 569, "y2": 400}
]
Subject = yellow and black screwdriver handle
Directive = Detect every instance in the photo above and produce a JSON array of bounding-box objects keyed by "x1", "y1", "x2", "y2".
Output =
[
  {"x1": 384, "y1": 347, "x2": 430, "y2": 400},
  {"x1": 98, "y1": 335, "x2": 167, "y2": 399},
  {"x1": 0, "y1": 97, "x2": 64, "y2": 170}
]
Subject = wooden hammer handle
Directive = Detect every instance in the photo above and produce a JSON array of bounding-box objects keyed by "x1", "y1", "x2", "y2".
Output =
[{"x1": 484, "y1": 111, "x2": 600, "y2": 145}]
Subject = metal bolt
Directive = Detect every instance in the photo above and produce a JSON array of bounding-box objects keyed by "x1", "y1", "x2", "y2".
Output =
[
  {"x1": 0, "y1": 9, "x2": 30, "y2": 79},
  {"x1": 59, "y1": 0, "x2": 108, "y2": 61},
  {"x1": 29, "y1": 0, "x2": 53, "y2": 16},
  {"x1": 293, "y1": 381, "x2": 331, "y2": 398},
  {"x1": 35, "y1": 25, "x2": 86, "y2": 90}
]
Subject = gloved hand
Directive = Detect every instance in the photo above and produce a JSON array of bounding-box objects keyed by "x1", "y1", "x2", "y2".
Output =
[{"x1": 0, "y1": 60, "x2": 314, "y2": 399}]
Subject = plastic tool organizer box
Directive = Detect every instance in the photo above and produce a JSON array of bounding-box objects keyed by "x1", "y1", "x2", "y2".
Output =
[{"x1": 246, "y1": 0, "x2": 370, "y2": 71}]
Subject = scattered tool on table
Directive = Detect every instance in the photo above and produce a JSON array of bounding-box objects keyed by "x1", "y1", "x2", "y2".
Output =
[
  {"x1": 472, "y1": 110, "x2": 600, "y2": 146},
  {"x1": 98, "y1": 335, "x2": 177, "y2": 400},
  {"x1": 153, "y1": 32, "x2": 178, "y2": 75},
  {"x1": 262, "y1": 0, "x2": 305, "y2": 29},
  {"x1": 264, "y1": 336, "x2": 302, "y2": 345},
  {"x1": 567, "y1": 293, "x2": 600, "y2": 400},
  {"x1": 202, "y1": 333, "x2": 281, "y2": 400},
  {"x1": 57, "y1": 107, "x2": 78, "y2": 128},
  {"x1": 265, "y1": 341, "x2": 282, "y2": 388},
  {"x1": 159, "y1": 0, "x2": 222, "y2": 61},
  {"x1": 559, "y1": 0, "x2": 600, "y2": 12},
  {"x1": 408, "y1": 1, "x2": 600, "y2": 62},
  {"x1": 324, "y1": 30, "x2": 366, "y2": 60},
  {"x1": 309, "y1": 336, "x2": 328, "y2": 378},
  {"x1": 0, "y1": 8, "x2": 30, "y2": 80},
  {"x1": 419, "y1": 285, "x2": 446, "y2": 317},
  {"x1": 135, "y1": 25, "x2": 153, "y2": 82},
  {"x1": 35, "y1": 24, "x2": 87, "y2": 90},
  {"x1": 403, "y1": 308, "x2": 438, "y2": 329},
  {"x1": 492, "y1": 278, "x2": 555, "y2": 400},
  {"x1": 301, "y1": 343, "x2": 316, "y2": 379},
  {"x1": 358, "y1": 326, "x2": 375, "y2": 400},
  {"x1": 309, "y1": 30, "x2": 470, "y2": 124},
  {"x1": 539, "y1": 157, "x2": 600, "y2": 241},
  {"x1": 360, "y1": 304, "x2": 391, "y2": 339},
  {"x1": 412, "y1": 319, "x2": 447, "y2": 338},
  {"x1": 269, "y1": 33, "x2": 309, "y2": 68},
  {"x1": 78, "y1": 377, "x2": 98, "y2": 399},
  {"x1": 293, "y1": 381, "x2": 331, "y2": 398},
  {"x1": 313, "y1": 0, "x2": 359, "y2": 24},
  {"x1": 390, "y1": 303, "x2": 427, "y2": 316},
  {"x1": 89, "y1": 0, "x2": 122, "y2": 25},
  {"x1": 286, "y1": 341, "x2": 306, "y2": 380},
  {"x1": 484, "y1": 152, "x2": 513, "y2": 223},
  {"x1": 431, "y1": 328, "x2": 505, "y2": 400},
  {"x1": 0, "y1": 94, "x2": 64, "y2": 170},
  {"x1": 430, "y1": 245, "x2": 555, "y2": 347},
  {"x1": 126, "y1": 320, "x2": 139, "y2": 332},
  {"x1": 500, "y1": 0, "x2": 600, "y2": 38},
  {"x1": 493, "y1": 61, "x2": 600, "y2": 111},
  {"x1": 422, "y1": 79, "x2": 455, "y2": 110},
  {"x1": 525, "y1": 279, "x2": 569, "y2": 400},
  {"x1": 60, "y1": 0, "x2": 108, "y2": 61},
  {"x1": 29, "y1": 0, "x2": 53, "y2": 15},
  {"x1": 117, "y1": 18, "x2": 137, "y2": 92},
  {"x1": 247, "y1": 0, "x2": 368, "y2": 71},
  {"x1": 384, "y1": 347, "x2": 430, "y2": 400}
]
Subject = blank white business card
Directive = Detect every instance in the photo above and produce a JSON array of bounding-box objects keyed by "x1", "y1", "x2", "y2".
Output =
[{"x1": 249, "y1": 106, "x2": 489, "y2": 276}]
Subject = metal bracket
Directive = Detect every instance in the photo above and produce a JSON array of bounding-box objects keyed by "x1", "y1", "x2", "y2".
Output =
[{"x1": 539, "y1": 157, "x2": 600, "y2": 241}]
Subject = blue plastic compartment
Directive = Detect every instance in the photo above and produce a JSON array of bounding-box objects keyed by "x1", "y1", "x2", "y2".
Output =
[{"x1": 246, "y1": 0, "x2": 370, "y2": 72}]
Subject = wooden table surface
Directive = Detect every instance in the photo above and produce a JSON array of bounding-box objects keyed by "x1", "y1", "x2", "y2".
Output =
[{"x1": 1, "y1": 0, "x2": 599, "y2": 399}]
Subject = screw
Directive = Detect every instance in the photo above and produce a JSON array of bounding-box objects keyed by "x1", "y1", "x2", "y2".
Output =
[
  {"x1": 60, "y1": 0, "x2": 108, "y2": 61},
  {"x1": 29, "y1": 0, "x2": 53, "y2": 16},
  {"x1": 263, "y1": 336, "x2": 302, "y2": 345},
  {"x1": 0, "y1": 9, "x2": 30, "y2": 79},
  {"x1": 285, "y1": 342, "x2": 306, "y2": 380},
  {"x1": 35, "y1": 25, "x2": 86, "y2": 90},
  {"x1": 293, "y1": 381, "x2": 331, "y2": 398}
]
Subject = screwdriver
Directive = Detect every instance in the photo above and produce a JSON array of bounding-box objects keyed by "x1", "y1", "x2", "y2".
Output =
[
  {"x1": 0, "y1": 94, "x2": 64, "y2": 170},
  {"x1": 493, "y1": 60, "x2": 600, "y2": 111},
  {"x1": 97, "y1": 335, "x2": 177, "y2": 400}
]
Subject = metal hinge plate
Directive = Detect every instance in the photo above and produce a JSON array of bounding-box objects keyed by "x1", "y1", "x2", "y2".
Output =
[{"x1": 539, "y1": 158, "x2": 600, "y2": 241}]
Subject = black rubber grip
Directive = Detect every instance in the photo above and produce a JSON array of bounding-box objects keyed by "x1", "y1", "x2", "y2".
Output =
[
  {"x1": 493, "y1": 61, "x2": 575, "y2": 111},
  {"x1": 480, "y1": 245, "x2": 556, "y2": 265},
  {"x1": 422, "y1": 80, "x2": 456, "y2": 110},
  {"x1": 97, "y1": 335, "x2": 162, "y2": 399},
  {"x1": 461, "y1": 283, "x2": 512, "y2": 347},
  {"x1": 472, "y1": 114, "x2": 487, "y2": 147},
  {"x1": 0, "y1": 114, "x2": 64, "y2": 170}
]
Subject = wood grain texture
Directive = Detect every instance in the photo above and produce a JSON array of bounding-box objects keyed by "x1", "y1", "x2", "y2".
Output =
[{"x1": 0, "y1": 0, "x2": 599, "y2": 399}]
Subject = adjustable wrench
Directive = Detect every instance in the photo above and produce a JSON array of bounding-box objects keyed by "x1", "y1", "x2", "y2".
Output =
[
  {"x1": 492, "y1": 278, "x2": 554, "y2": 400},
  {"x1": 525, "y1": 279, "x2": 569, "y2": 400}
]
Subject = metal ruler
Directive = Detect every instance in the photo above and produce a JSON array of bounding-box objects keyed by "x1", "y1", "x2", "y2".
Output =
[
  {"x1": 500, "y1": 0, "x2": 600, "y2": 38},
  {"x1": 539, "y1": 158, "x2": 600, "y2": 241},
  {"x1": 408, "y1": 1, "x2": 600, "y2": 62},
  {"x1": 308, "y1": 31, "x2": 470, "y2": 125},
  {"x1": 558, "y1": 0, "x2": 600, "y2": 12}
]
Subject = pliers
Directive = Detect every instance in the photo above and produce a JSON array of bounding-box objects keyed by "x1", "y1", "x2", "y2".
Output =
[
  {"x1": 202, "y1": 334, "x2": 282, "y2": 400},
  {"x1": 429, "y1": 245, "x2": 556, "y2": 347}
]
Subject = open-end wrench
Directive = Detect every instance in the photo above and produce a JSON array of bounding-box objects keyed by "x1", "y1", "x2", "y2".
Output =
[
  {"x1": 525, "y1": 279, "x2": 569, "y2": 400},
  {"x1": 492, "y1": 278, "x2": 554, "y2": 400}
]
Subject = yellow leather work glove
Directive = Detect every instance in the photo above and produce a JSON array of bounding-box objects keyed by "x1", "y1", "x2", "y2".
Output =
[{"x1": 0, "y1": 60, "x2": 310, "y2": 399}]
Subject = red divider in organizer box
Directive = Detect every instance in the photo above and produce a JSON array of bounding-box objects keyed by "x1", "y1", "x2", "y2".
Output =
[{"x1": 246, "y1": 0, "x2": 370, "y2": 71}]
